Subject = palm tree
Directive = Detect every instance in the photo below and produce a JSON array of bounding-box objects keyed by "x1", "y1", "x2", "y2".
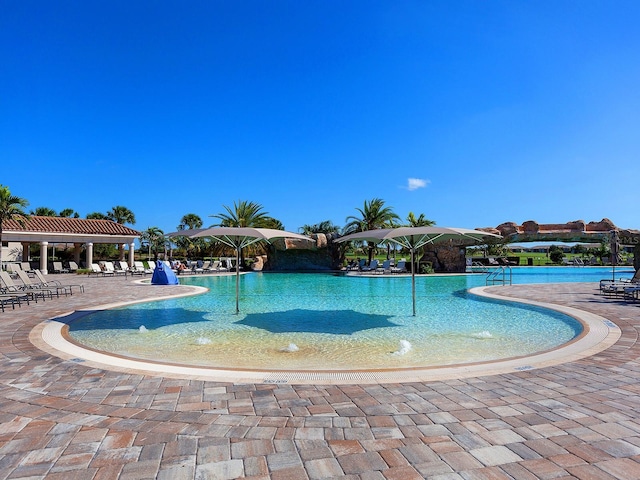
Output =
[
  {"x1": 30, "y1": 206, "x2": 57, "y2": 216},
  {"x1": 59, "y1": 208, "x2": 79, "y2": 218},
  {"x1": 210, "y1": 200, "x2": 278, "y2": 266},
  {"x1": 177, "y1": 213, "x2": 203, "y2": 231},
  {"x1": 107, "y1": 206, "x2": 136, "y2": 260},
  {"x1": 299, "y1": 220, "x2": 339, "y2": 235},
  {"x1": 405, "y1": 212, "x2": 435, "y2": 227},
  {"x1": 344, "y1": 198, "x2": 400, "y2": 262},
  {"x1": 86, "y1": 212, "x2": 107, "y2": 219},
  {"x1": 211, "y1": 200, "x2": 271, "y2": 228},
  {"x1": 140, "y1": 227, "x2": 165, "y2": 261},
  {"x1": 0, "y1": 185, "x2": 30, "y2": 266},
  {"x1": 175, "y1": 213, "x2": 204, "y2": 259}
]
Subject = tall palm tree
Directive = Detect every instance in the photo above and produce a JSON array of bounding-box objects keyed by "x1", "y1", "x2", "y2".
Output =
[
  {"x1": 344, "y1": 198, "x2": 400, "y2": 262},
  {"x1": 177, "y1": 213, "x2": 203, "y2": 230},
  {"x1": 299, "y1": 220, "x2": 339, "y2": 235},
  {"x1": 59, "y1": 208, "x2": 79, "y2": 218},
  {"x1": 175, "y1": 213, "x2": 204, "y2": 259},
  {"x1": 30, "y1": 206, "x2": 57, "y2": 216},
  {"x1": 140, "y1": 227, "x2": 165, "y2": 261},
  {"x1": 107, "y1": 206, "x2": 136, "y2": 260},
  {"x1": 0, "y1": 185, "x2": 30, "y2": 266},
  {"x1": 210, "y1": 200, "x2": 279, "y2": 265},
  {"x1": 405, "y1": 212, "x2": 435, "y2": 227},
  {"x1": 211, "y1": 200, "x2": 271, "y2": 228}
]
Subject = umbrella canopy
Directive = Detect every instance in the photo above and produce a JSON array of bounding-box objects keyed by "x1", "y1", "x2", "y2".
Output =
[
  {"x1": 336, "y1": 226, "x2": 502, "y2": 316},
  {"x1": 186, "y1": 227, "x2": 313, "y2": 313}
]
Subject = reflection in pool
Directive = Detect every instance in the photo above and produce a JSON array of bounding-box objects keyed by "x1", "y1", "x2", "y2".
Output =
[{"x1": 67, "y1": 271, "x2": 588, "y2": 370}]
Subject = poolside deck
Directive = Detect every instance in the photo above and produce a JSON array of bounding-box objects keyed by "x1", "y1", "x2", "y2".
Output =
[{"x1": 1, "y1": 274, "x2": 639, "y2": 479}]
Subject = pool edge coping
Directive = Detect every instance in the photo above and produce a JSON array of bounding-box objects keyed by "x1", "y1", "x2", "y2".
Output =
[{"x1": 30, "y1": 283, "x2": 621, "y2": 385}]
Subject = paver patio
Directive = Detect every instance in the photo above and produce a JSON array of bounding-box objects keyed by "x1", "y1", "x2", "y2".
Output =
[{"x1": 1, "y1": 273, "x2": 639, "y2": 479}]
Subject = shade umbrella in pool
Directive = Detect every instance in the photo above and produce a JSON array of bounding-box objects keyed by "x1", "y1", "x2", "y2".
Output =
[
  {"x1": 188, "y1": 227, "x2": 313, "y2": 314},
  {"x1": 336, "y1": 226, "x2": 502, "y2": 316}
]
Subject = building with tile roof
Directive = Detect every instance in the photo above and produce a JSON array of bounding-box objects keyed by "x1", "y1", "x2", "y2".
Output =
[{"x1": 1, "y1": 216, "x2": 140, "y2": 273}]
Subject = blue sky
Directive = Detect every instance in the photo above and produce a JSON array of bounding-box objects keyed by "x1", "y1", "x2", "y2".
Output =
[{"x1": 2, "y1": 1, "x2": 639, "y2": 236}]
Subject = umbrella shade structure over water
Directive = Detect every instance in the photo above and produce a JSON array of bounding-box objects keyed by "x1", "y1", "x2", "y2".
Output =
[
  {"x1": 187, "y1": 227, "x2": 313, "y2": 313},
  {"x1": 336, "y1": 226, "x2": 502, "y2": 316}
]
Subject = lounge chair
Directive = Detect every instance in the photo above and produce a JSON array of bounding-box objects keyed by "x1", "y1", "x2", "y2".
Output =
[
  {"x1": 52, "y1": 261, "x2": 69, "y2": 274},
  {"x1": 21, "y1": 262, "x2": 34, "y2": 273},
  {"x1": 89, "y1": 263, "x2": 106, "y2": 276},
  {"x1": 376, "y1": 259, "x2": 392, "y2": 274},
  {"x1": 17, "y1": 270, "x2": 69, "y2": 297},
  {"x1": 0, "y1": 292, "x2": 33, "y2": 311},
  {"x1": 134, "y1": 261, "x2": 153, "y2": 274},
  {"x1": 68, "y1": 261, "x2": 79, "y2": 273},
  {"x1": 361, "y1": 259, "x2": 379, "y2": 272},
  {"x1": 103, "y1": 261, "x2": 125, "y2": 277},
  {"x1": 34, "y1": 269, "x2": 84, "y2": 294},
  {"x1": 600, "y1": 268, "x2": 640, "y2": 294},
  {"x1": 0, "y1": 270, "x2": 51, "y2": 302},
  {"x1": 391, "y1": 260, "x2": 407, "y2": 274}
]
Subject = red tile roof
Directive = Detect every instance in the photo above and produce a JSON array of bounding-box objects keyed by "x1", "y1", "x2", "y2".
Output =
[{"x1": 2, "y1": 216, "x2": 140, "y2": 236}]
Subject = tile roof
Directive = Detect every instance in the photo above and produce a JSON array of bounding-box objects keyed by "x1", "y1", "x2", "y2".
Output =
[{"x1": 2, "y1": 216, "x2": 140, "y2": 236}]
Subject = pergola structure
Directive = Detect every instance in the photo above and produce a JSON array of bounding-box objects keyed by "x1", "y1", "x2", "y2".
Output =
[{"x1": 1, "y1": 216, "x2": 140, "y2": 274}]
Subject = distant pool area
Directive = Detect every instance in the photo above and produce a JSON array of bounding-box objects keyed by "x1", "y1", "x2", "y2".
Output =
[{"x1": 61, "y1": 267, "x2": 627, "y2": 375}]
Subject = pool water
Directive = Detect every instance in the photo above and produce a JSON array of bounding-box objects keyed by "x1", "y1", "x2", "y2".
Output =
[{"x1": 66, "y1": 267, "x2": 626, "y2": 370}]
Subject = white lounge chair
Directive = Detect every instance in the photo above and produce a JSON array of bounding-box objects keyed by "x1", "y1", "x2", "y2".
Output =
[
  {"x1": 17, "y1": 270, "x2": 69, "y2": 297},
  {"x1": 34, "y1": 269, "x2": 84, "y2": 294}
]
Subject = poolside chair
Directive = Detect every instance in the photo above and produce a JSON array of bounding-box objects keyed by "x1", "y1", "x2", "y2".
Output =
[
  {"x1": 34, "y1": 269, "x2": 84, "y2": 294},
  {"x1": 391, "y1": 260, "x2": 407, "y2": 274},
  {"x1": 52, "y1": 261, "x2": 69, "y2": 274},
  {"x1": 68, "y1": 261, "x2": 79, "y2": 273},
  {"x1": 103, "y1": 261, "x2": 125, "y2": 277},
  {"x1": 89, "y1": 263, "x2": 106, "y2": 276},
  {"x1": 376, "y1": 259, "x2": 392, "y2": 274},
  {"x1": 0, "y1": 292, "x2": 32, "y2": 311},
  {"x1": 599, "y1": 268, "x2": 640, "y2": 294},
  {"x1": 134, "y1": 261, "x2": 153, "y2": 275},
  {"x1": 361, "y1": 259, "x2": 379, "y2": 272},
  {"x1": 0, "y1": 270, "x2": 51, "y2": 302},
  {"x1": 21, "y1": 262, "x2": 34, "y2": 273},
  {"x1": 17, "y1": 270, "x2": 69, "y2": 297}
]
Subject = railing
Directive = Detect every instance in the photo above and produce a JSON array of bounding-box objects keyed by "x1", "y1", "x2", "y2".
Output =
[
  {"x1": 467, "y1": 261, "x2": 490, "y2": 274},
  {"x1": 486, "y1": 266, "x2": 512, "y2": 286}
]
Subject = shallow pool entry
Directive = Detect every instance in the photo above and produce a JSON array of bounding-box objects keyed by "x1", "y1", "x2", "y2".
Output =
[{"x1": 68, "y1": 272, "x2": 583, "y2": 370}]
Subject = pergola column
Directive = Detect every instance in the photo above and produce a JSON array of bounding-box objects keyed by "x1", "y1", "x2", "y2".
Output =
[
  {"x1": 21, "y1": 242, "x2": 30, "y2": 261},
  {"x1": 128, "y1": 243, "x2": 135, "y2": 266},
  {"x1": 40, "y1": 241, "x2": 48, "y2": 274},
  {"x1": 86, "y1": 242, "x2": 94, "y2": 267},
  {"x1": 74, "y1": 243, "x2": 82, "y2": 264}
]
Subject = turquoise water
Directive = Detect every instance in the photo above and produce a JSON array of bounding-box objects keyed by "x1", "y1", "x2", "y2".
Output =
[{"x1": 67, "y1": 267, "x2": 626, "y2": 370}]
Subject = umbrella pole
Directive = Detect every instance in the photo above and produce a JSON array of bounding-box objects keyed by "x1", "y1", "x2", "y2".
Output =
[
  {"x1": 411, "y1": 248, "x2": 416, "y2": 316},
  {"x1": 235, "y1": 248, "x2": 240, "y2": 314}
]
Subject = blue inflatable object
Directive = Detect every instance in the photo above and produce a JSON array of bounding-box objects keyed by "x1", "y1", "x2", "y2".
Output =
[{"x1": 151, "y1": 260, "x2": 179, "y2": 285}]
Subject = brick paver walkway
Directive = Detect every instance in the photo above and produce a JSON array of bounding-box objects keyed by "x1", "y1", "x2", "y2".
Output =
[{"x1": 1, "y1": 274, "x2": 639, "y2": 479}]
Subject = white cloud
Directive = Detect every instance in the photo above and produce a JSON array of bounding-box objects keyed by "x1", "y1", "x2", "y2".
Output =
[{"x1": 406, "y1": 178, "x2": 429, "y2": 191}]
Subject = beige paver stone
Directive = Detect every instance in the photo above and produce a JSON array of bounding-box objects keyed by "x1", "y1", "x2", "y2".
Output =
[{"x1": 470, "y1": 445, "x2": 523, "y2": 466}]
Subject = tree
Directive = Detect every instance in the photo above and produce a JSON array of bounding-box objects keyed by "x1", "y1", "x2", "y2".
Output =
[
  {"x1": 549, "y1": 245, "x2": 565, "y2": 264},
  {"x1": 177, "y1": 213, "x2": 203, "y2": 231},
  {"x1": 30, "y1": 206, "x2": 57, "y2": 216},
  {"x1": 107, "y1": 206, "x2": 136, "y2": 260},
  {"x1": 344, "y1": 198, "x2": 400, "y2": 262},
  {"x1": 107, "y1": 205, "x2": 136, "y2": 225},
  {"x1": 86, "y1": 212, "x2": 107, "y2": 219},
  {"x1": 299, "y1": 220, "x2": 340, "y2": 235},
  {"x1": 405, "y1": 212, "x2": 435, "y2": 227},
  {"x1": 210, "y1": 200, "x2": 278, "y2": 265},
  {"x1": 59, "y1": 208, "x2": 79, "y2": 218},
  {"x1": 0, "y1": 185, "x2": 30, "y2": 266},
  {"x1": 175, "y1": 214, "x2": 204, "y2": 259},
  {"x1": 140, "y1": 227, "x2": 165, "y2": 261},
  {"x1": 211, "y1": 200, "x2": 271, "y2": 228}
]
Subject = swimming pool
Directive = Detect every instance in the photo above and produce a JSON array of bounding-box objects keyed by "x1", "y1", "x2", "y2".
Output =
[{"x1": 67, "y1": 267, "x2": 626, "y2": 371}]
